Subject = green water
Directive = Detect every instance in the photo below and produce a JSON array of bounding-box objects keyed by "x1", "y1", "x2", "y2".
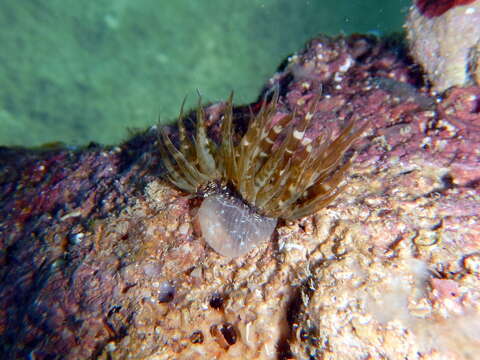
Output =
[{"x1": 0, "y1": 0, "x2": 410, "y2": 147}]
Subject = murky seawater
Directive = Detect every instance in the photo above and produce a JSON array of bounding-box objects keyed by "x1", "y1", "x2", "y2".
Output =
[{"x1": 0, "y1": 0, "x2": 409, "y2": 147}]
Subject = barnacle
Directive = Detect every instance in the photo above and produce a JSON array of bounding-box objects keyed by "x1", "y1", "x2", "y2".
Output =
[{"x1": 159, "y1": 93, "x2": 365, "y2": 257}]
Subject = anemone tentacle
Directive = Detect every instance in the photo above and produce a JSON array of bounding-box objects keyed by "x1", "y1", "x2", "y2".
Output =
[{"x1": 159, "y1": 93, "x2": 366, "y2": 221}]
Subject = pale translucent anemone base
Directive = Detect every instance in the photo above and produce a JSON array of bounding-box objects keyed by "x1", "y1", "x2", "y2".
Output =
[{"x1": 197, "y1": 193, "x2": 277, "y2": 258}]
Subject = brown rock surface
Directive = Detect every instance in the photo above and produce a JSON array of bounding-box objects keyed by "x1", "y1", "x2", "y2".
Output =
[{"x1": 1, "y1": 35, "x2": 479, "y2": 359}]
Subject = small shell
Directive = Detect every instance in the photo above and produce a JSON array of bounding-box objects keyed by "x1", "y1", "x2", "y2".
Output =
[{"x1": 197, "y1": 193, "x2": 277, "y2": 258}]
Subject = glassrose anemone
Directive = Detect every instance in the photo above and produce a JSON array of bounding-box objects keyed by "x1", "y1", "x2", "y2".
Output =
[{"x1": 158, "y1": 93, "x2": 366, "y2": 258}]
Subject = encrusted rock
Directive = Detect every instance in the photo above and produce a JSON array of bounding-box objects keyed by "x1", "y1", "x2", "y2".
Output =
[
  {"x1": 406, "y1": 0, "x2": 480, "y2": 92},
  {"x1": 1, "y1": 34, "x2": 479, "y2": 359}
]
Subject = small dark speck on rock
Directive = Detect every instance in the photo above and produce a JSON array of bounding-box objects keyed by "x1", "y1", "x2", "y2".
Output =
[
  {"x1": 190, "y1": 330, "x2": 204, "y2": 344},
  {"x1": 209, "y1": 293, "x2": 224, "y2": 309},
  {"x1": 158, "y1": 281, "x2": 175, "y2": 303}
]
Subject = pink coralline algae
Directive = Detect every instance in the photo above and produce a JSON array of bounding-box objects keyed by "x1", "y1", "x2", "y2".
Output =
[
  {"x1": 0, "y1": 34, "x2": 480, "y2": 359},
  {"x1": 416, "y1": 0, "x2": 476, "y2": 18}
]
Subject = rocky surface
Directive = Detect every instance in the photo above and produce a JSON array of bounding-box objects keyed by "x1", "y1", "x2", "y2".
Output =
[
  {"x1": 406, "y1": 0, "x2": 480, "y2": 92},
  {"x1": 1, "y1": 34, "x2": 480, "y2": 359}
]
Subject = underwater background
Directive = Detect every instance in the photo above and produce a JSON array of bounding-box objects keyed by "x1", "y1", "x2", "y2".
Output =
[{"x1": 0, "y1": 0, "x2": 409, "y2": 147}]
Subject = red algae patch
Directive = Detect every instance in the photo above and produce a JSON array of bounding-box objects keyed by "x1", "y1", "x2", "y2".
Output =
[{"x1": 416, "y1": 0, "x2": 476, "y2": 18}]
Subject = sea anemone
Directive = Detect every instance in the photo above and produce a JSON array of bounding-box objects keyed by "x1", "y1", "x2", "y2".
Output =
[{"x1": 158, "y1": 93, "x2": 365, "y2": 257}]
